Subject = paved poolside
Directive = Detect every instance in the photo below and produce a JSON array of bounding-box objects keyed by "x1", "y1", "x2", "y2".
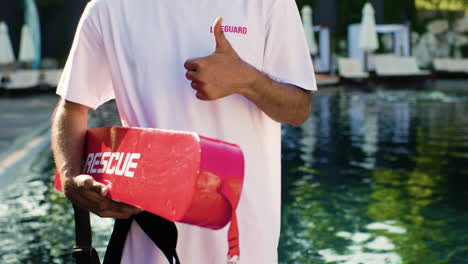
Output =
[{"x1": 0, "y1": 94, "x2": 58, "y2": 153}]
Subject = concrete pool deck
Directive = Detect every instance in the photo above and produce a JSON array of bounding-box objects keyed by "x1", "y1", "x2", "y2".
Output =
[
  {"x1": 0, "y1": 94, "x2": 58, "y2": 152},
  {"x1": 0, "y1": 94, "x2": 122, "y2": 185},
  {"x1": 0, "y1": 94, "x2": 58, "y2": 184}
]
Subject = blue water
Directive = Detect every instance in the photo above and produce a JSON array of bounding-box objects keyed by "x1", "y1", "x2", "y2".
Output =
[
  {"x1": 279, "y1": 85, "x2": 468, "y2": 264},
  {"x1": 1, "y1": 82, "x2": 468, "y2": 263}
]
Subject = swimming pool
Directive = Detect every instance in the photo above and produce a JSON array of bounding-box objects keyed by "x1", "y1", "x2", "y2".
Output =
[
  {"x1": 279, "y1": 82, "x2": 468, "y2": 264},
  {"x1": 0, "y1": 81, "x2": 467, "y2": 263}
]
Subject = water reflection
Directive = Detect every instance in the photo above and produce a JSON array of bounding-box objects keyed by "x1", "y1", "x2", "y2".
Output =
[
  {"x1": 280, "y1": 86, "x2": 468, "y2": 264},
  {"x1": 0, "y1": 123, "x2": 114, "y2": 264},
  {"x1": 0, "y1": 148, "x2": 75, "y2": 264},
  {"x1": 1, "y1": 85, "x2": 468, "y2": 263}
]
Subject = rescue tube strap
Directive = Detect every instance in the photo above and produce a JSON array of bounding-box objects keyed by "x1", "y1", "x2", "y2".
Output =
[
  {"x1": 72, "y1": 205, "x2": 101, "y2": 264},
  {"x1": 223, "y1": 181, "x2": 241, "y2": 259},
  {"x1": 73, "y1": 205, "x2": 93, "y2": 247},
  {"x1": 134, "y1": 212, "x2": 180, "y2": 264},
  {"x1": 103, "y1": 212, "x2": 180, "y2": 264},
  {"x1": 72, "y1": 247, "x2": 100, "y2": 264},
  {"x1": 102, "y1": 218, "x2": 132, "y2": 264}
]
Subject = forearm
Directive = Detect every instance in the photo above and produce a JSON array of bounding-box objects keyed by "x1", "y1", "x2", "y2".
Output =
[
  {"x1": 51, "y1": 99, "x2": 89, "y2": 182},
  {"x1": 240, "y1": 65, "x2": 312, "y2": 126},
  {"x1": 50, "y1": 100, "x2": 140, "y2": 218}
]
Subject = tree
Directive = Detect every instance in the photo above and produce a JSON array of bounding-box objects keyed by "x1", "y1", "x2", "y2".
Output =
[
  {"x1": 416, "y1": 0, "x2": 468, "y2": 10},
  {"x1": 385, "y1": 0, "x2": 417, "y2": 24}
]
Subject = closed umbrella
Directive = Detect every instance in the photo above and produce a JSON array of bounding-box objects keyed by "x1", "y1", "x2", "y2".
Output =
[
  {"x1": 19, "y1": 25, "x2": 36, "y2": 63},
  {"x1": 302, "y1": 5, "x2": 318, "y2": 55},
  {"x1": 359, "y1": 2, "x2": 379, "y2": 71},
  {"x1": 24, "y1": 0, "x2": 41, "y2": 69},
  {"x1": 0, "y1": 22, "x2": 15, "y2": 65},
  {"x1": 0, "y1": 22, "x2": 15, "y2": 84}
]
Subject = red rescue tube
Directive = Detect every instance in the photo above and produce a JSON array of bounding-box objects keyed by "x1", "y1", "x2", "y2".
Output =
[{"x1": 54, "y1": 126, "x2": 244, "y2": 258}]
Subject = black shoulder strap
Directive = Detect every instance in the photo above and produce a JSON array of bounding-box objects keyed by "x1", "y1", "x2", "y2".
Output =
[
  {"x1": 72, "y1": 205, "x2": 101, "y2": 264},
  {"x1": 103, "y1": 218, "x2": 133, "y2": 264},
  {"x1": 72, "y1": 205, "x2": 179, "y2": 264},
  {"x1": 134, "y1": 212, "x2": 180, "y2": 264},
  {"x1": 103, "y1": 212, "x2": 180, "y2": 264}
]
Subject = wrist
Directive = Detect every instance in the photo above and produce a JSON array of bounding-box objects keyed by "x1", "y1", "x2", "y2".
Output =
[
  {"x1": 238, "y1": 62, "x2": 264, "y2": 98},
  {"x1": 59, "y1": 163, "x2": 81, "y2": 180}
]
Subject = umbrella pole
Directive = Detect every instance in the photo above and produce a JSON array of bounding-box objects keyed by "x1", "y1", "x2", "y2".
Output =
[
  {"x1": 1, "y1": 64, "x2": 10, "y2": 84},
  {"x1": 364, "y1": 52, "x2": 369, "y2": 72}
]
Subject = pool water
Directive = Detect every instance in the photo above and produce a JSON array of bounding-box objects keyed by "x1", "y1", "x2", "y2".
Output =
[
  {"x1": 279, "y1": 84, "x2": 468, "y2": 264},
  {"x1": 1, "y1": 82, "x2": 468, "y2": 263}
]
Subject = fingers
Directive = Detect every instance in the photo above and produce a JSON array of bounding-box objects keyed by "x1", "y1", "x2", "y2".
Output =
[
  {"x1": 64, "y1": 175, "x2": 102, "y2": 196},
  {"x1": 103, "y1": 200, "x2": 142, "y2": 219},
  {"x1": 190, "y1": 81, "x2": 201, "y2": 90},
  {"x1": 188, "y1": 73, "x2": 204, "y2": 96},
  {"x1": 187, "y1": 72, "x2": 207, "y2": 99},
  {"x1": 89, "y1": 193, "x2": 142, "y2": 219},
  {"x1": 196, "y1": 91, "x2": 209, "y2": 101},
  {"x1": 184, "y1": 59, "x2": 199, "y2": 71},
  {"x1": 213, "y1": 17, "x2": 231, "y2": 53},
  {"x1": 191, "y1": 82, "x2": 209, "y2": 100},
  {"x1": 185, "y1": 70, "x2": 199, "y2": 81},
  {"x1": 190, "y1": 81, "x2": 209, "y2": 100},
  {"x1": 82, "y1": 177, "x2": 108, "y2": 196},
  {"x1": 184, "y1": 59, "x2": 203, "y2": 84},
  {"x1": 74, "y1": 192, "x2": 141, "y2": 219},
  {"x1": 64, "y1": 175, "x2": 142, "y2": 219}
]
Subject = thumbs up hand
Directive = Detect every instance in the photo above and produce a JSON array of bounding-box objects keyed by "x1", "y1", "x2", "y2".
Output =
[{"x1": 184, "y1": 17, "x2": 256, "y2": 101}]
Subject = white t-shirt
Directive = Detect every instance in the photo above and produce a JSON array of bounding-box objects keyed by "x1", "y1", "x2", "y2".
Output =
[{"x1": 57, "y1": 0, "x2": 316, "y2": 263}]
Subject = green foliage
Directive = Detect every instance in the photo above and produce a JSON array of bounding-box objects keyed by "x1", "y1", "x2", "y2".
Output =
[
  {"x1": 334, "y1": 0, "x2": 419, "y2": 38},
  {"x1": 385, "y1": 0, "x2": 417, "y2": 24},
  {"x1": 335, "y1": 0, "x2": 367, "y2": 36},
  {"x1": 417, "y1": 0, "x2": 468, "y2": 10},
  {"x1": 461, "y1": 44, "x2": 468, "y2": 57}
]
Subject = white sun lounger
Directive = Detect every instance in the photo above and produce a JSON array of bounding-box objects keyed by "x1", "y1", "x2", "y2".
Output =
[
  {"x1": 41, "y1": 69, "x2": 63, "y2": 88},
  {"x1": 338, "y1": 58, "x2": 369, "y2": 79},
  {"x1": 433, "y1": 58, "x2": 468, "y2": 73},
  {"x1": 4, "y1": 70, "x2": 40, "y2": 90},
  {"x1": 374, "y1": 56, "x2": 430, "y2": 77}
]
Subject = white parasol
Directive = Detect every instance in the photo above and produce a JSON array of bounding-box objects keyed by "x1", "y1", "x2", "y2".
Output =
[
  {"x1": 0, "y1": 22, "x2": 15, "y2": 65},
  {"x1": 19, "y1": 25, "x2": 36, "y2": 63},
  {"x1": 301, "y1": 5, "x2": 318, "y2": 55},
  {"x1": 359, "y1": 2, "x2": 379, "y2": 71},
  {"x1": 24, "y1": 0, "x2": 41, "y2": 69}
]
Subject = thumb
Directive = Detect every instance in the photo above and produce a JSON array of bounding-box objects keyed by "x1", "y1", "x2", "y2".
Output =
[{"x1": 213, "y1": 17, "x2": 232, "y2": 53}]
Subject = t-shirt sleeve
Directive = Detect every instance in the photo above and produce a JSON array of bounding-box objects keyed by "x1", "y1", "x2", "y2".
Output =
[
  {"x1": 56, "y1": 3, "x2": 114, "y2": 110},
  {"x1": 262, "y1": 0, "x2": 317, "y2": 91}
]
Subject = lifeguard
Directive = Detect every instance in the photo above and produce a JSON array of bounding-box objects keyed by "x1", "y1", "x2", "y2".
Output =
[{"x1": 51, "y1": 0, "x2": 316, "y2": 262}]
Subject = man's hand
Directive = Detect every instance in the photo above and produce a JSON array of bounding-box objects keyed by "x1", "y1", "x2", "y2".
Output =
[
  {"x1": 62, "y1": 174, "x2": 141, "y2": 219},
  {"x1": 184, "y1": 17, "x2": 255, "y2": 100}
]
